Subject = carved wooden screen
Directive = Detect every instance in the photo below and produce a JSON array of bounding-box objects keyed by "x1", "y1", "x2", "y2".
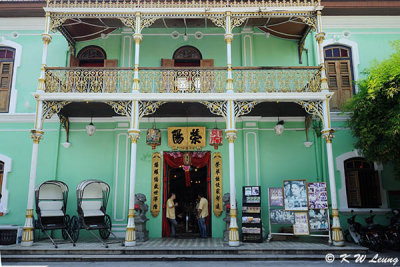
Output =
[
  {"x1": 0, "y1": 47, "x2": 15, "y2": 113},
  {"x1": 345, "y1": 158, "x2": 381, "y2": 208},
  {"x1": 324, "y1": 46, "x2": 353, "y2": 110}
]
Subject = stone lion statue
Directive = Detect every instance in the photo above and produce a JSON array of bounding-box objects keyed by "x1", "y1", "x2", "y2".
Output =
[{"x1": 135, "y1": 193, "x2": 148, "y2": 221}]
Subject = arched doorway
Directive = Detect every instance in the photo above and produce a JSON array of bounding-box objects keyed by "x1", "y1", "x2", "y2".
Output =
[
  {"x1": 77, "y1": 45, "x2": 106, "y2": 67},
  {"x1": 344, "y1": 157, "x2": 381, "y2": 208},
  {"x1": 173, "y1": 46, "x2": 202, "y2": 67},
  {"x1": 161, "y1": 46, "x2": 214, "y2": 67}
]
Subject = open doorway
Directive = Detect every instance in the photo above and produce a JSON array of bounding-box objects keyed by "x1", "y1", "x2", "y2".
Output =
[{"x1": 162, "y1": 152, "x2": 211, "y2": 238}]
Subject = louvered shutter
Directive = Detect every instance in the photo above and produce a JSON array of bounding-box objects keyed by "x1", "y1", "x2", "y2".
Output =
[
  {"x1": 345, "y1": 170, "x2": 362, "y2": 207},
  {"x1": 0, "y1": 62, "x2": 13, "y2": 112},
  {"x1": 325, "y1": 60, "x2": 353, "y2": 110}
]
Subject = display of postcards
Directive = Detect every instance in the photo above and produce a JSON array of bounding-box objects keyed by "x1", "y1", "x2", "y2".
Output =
[
  {"x1": 293, "y1": 212, "x2": 310, "y2": 235},
  {"x1": 308, "y1": 182, "x2": 328, "y2": 209},
  {"x1": 308, "y1": 209, "x2": 329, "y2": 231},
  {"x1": 269, "y1": 187, "x2": 284, "y2": 207},
  {"x1": 242, "y1": 216, "x2": 261, "y2": 224},
  {"x1": 246, "y1": 196, "x2": 261, "y2": 203},
  {"x1": 252, "y1": 186, "x2": 260, "y2": 196},
  {"x1": 242, "y1": 206, "x2": 261, "y2": 213},
  {"x1": 269, "y1": 209, "x2": 295, "y2": 224},
  {"x1": 242, "y1": 227, "x2": 261, "y2": 234},
  {"x1": 283, "y1": 180, "x2": 308, "y2": 211},
  {"x1": 245, "y1": 187, "x2": 252, "y2": 196}
]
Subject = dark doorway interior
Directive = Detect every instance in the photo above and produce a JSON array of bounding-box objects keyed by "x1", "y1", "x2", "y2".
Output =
[{"x1": 165, "y1": 164, "x2": 211, "y2": 238}]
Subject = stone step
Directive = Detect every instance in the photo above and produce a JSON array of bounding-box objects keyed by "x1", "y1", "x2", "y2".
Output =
[{"x1": 1, "y1": 253, "x2": 374, "y2": 262}]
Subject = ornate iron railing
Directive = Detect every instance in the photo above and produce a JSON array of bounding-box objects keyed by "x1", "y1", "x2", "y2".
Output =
[
  {"x1": 46, "y1": 0, "x2": 320, "y2": 9},
  {"x1": 44, "y1": 67, "x2": 321, "y2": 93}
]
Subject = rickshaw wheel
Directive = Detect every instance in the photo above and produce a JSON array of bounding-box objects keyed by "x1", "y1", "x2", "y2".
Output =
[
  {"x1": 99, "y1": 214, "x2": 112, "y2": 240},
  {"x1": 70, "y1": 216, "x2": 80, "y2": 243},
  {"x1": 62, "y1": 215, "x2": 71, "y2": 240}
]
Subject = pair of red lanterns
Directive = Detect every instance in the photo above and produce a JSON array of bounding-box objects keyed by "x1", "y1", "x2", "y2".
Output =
[{"x1": 145, "y1": 127, "x2": 224, "y2": 150}]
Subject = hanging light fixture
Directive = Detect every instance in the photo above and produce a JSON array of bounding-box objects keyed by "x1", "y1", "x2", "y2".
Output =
[
  {"x1": 146, "y1": 119, "x2": 161, "y2": 149},
  {"x1": 274, "y1": 120, "x2": 285, "y2": 136},
  {"x1": 86, "y1": 117, "x2": 96, "y2": 136},
  {"x1": 209, "y1": 121, "x2": 223, "y2": 149}
]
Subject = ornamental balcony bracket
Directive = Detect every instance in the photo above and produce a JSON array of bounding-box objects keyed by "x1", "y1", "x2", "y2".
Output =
[
  {"x1": 200, "y1": 100, "x2": 259, "y2": 119},
  {"x1": 234, "y1": 101, "x2": 259, "y2": 118},
  {"x1": 105, "y1": 101, "x2": 132, "y2": 117},
  {"x1": 120, "y1": 17, "x2": 158, "y2": 31},
  {"x1": 58, "y1": 113, "x2": 70, "y2": 143},
  {"x1": 296, "y1": 15, "x2": 317, "y2": 32},
  {"x1": 139, "y1": 101, "x2": 166, "y2": 118},
  {"x1": 50, "y1": 16, "x2": 67, "y2": 33},
  {"x1": 295, "y1": 100, "x2": 324, "y2": 122},
  {"x1": 209, "y1": 16, "x2": 247, "y2": 31},
  {"x1": 42, "y1": 101, "x2": 71, "y2": 122},
  {"x1": 200, "y1": 101, "x2": 228, "y2": 120}
]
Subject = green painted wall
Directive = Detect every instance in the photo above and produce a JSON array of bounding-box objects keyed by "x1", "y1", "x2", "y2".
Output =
[{"x1": 1, "y1": 19, "x2": 400, "y2": 241}]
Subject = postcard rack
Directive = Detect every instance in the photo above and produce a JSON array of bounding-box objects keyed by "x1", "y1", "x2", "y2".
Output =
[
  {"x1": 241, "y1": 186, "x2": 263, "y2": 243},
  {"x1": 267, "y1": 181, "x2": 332, "y2": 244}
]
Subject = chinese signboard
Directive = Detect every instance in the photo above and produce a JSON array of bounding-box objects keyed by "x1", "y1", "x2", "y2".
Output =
[
  {"x1": 213, "y1": 152, "x2": 223, "y2": 217},
  {"x1": 168, "y1": 127, "x2": 206, "y2": 150},
  {"x1": 150, "y1": 152, "x2": 161, "y2": 217}
]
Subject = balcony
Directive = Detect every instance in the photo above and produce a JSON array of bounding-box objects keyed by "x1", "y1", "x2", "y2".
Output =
[{"x1": 44, "y1": 67, "x2": 321, "y2": 94}]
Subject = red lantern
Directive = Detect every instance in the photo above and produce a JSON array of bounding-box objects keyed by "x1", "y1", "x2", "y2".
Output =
[
  {"x1": 146, "y1": 127, "x2": 161, "y2": 149},
  {"x1": 209, "y1": 128, "x2": 223, "y2": 149}
]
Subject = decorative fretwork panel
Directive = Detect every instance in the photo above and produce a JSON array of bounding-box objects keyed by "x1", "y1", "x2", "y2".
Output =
[
  {"x1": 45, "y1": 68, "x2": 134, "y2": 93},
  {"x1": 44, "y1": 67, "x2": 322, "y2": 94},
  {"x1": 46, "y1": 0, "x2": 321, "y2": 9},
  {"x1": 232, "y1": 68, "x2": 321, "y2": 93},
  {"x1": 140, "y1": 69, "x2": 226, "y2": 93}
]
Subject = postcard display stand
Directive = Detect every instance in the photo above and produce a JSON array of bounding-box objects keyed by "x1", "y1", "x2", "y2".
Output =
[
  {"x1": 267, "y1": 181, "x2": 332, "y2": 244},
  {"x1": 242, "y1": 186, "x2": 263, "y2": 243}
]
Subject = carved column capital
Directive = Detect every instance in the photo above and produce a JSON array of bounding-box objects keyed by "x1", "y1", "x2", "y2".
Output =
[
  {"x1": 225, "y1": 130, "x2": 237, "y2": 143},
  {"x1": 128, "y1": 129, "x2": 141, "y2": 143},
  {"x1": 322, "y1": 129, "x2": 335, "y2": 143},
  {"x1": 41, "y1": 33, "x2": 52, "y2": 45},
  {"x1": 315, "y1": 32, "x2": 326, "y2": 44},
  {"x1": 30, "y1": 130, "x2": 44, "y2": 144}
]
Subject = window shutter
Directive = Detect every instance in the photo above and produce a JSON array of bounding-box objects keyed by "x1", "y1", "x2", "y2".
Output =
[
  {"x1": 338, "y1": 60, "x2": 353, "y2": 108},
  {"x1": 0, "y1": 62, "x2": 13, "y2": 113},
  {"x1": 325, "y1": 61, "x2": 339, "y2": 110},
  {"x1": 345, "y1": 170, "x2": 362, "y2": 207},
  {"x1": 104, "y1": 59, "x2": 118, "y2": 67}
]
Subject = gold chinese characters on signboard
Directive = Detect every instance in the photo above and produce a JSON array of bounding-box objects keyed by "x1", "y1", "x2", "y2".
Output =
[
  {"x1": 213, "y1": 152, "x2": 223, "y2": 217},
  {"x1": 168, "y1": 127, "x2": 206, "y2": 150},
  {"x1": 151, "y1": 152, "x2": 161, "y2": 217}
]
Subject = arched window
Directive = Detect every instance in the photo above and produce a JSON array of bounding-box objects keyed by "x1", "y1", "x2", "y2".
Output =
[
  {"x1": 0, "y1": 47, "x2": 15, "y2": 113},
  {"x1": 324, "y1": 45, "x2": 354, "y2": 110},
  {"x1": 173, "y1": 46, "x2": 202, "y2": 67},
  {"x1": 77, "y1": 46, "x2": 106, "y2": 67},
  {"x1": 344, "y1": 157, "x2": 381, "y2": 208}
]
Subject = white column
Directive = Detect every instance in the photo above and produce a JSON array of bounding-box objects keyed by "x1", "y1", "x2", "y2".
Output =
[
  {"x1": 132, "y1": 12, "x2": 142, "y2": 93},
  {"x1": 21, "y1": 13, "x2": 51, "y2": 247},
  {"x1": 322, "y1": 98, "x2": 344, "y2": 246},
  {"x1": 316, "y1": 10, "x2": 328, "y2": 91},
  {"x1": 125, "y1": 13, "x2": 142, "y2": 247},
  {"x1": 225, "y1": 12, "x2": 234, "y2": 93},
  {"x1": 125, "y1": 101, "x2": 140, "y2": 247},
  {"x1": 225, "y1": 100, "x2": 240, "y2": 247}
]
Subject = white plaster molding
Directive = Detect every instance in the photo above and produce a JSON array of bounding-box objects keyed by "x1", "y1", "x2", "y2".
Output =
[
  {"x1": 245, "y1": 132, "x2": 259, "y2": 186},
  {"x1": 242, "y1": 33, "x2": 253, "y2": 67},
  {"x1": 36, "y1": 92, "x2": 334, "y2": 102},
  {"x1": 321, "y1": 37, "x2": 360, "y2": 93},
  {"x1": 336, "y1": 150, "x2": 388, "y2": 212},
  {"x1": 0, "y1": 38, "x2": 22, "y2": 114},
  {"x1": 322, "y1": 16, "x2": 400, "y2": 29},
  {"x1": 0, "y1": 18, "x2": 45, "y2": 31},
  {"x1": 113, "y1": 133, "x2": 129, "y2": 222},
  {"x1": 0, "y1": 154, "x2": 12, "y2": 215}
]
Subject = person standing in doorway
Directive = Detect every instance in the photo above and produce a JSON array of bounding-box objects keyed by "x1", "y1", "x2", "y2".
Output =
[
  {"x1": 197, "y1": 192, "x2": 208, "y2": 238},
  {"x1": 166, "y1": 193, "x2": 178, "y2": 238}
]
